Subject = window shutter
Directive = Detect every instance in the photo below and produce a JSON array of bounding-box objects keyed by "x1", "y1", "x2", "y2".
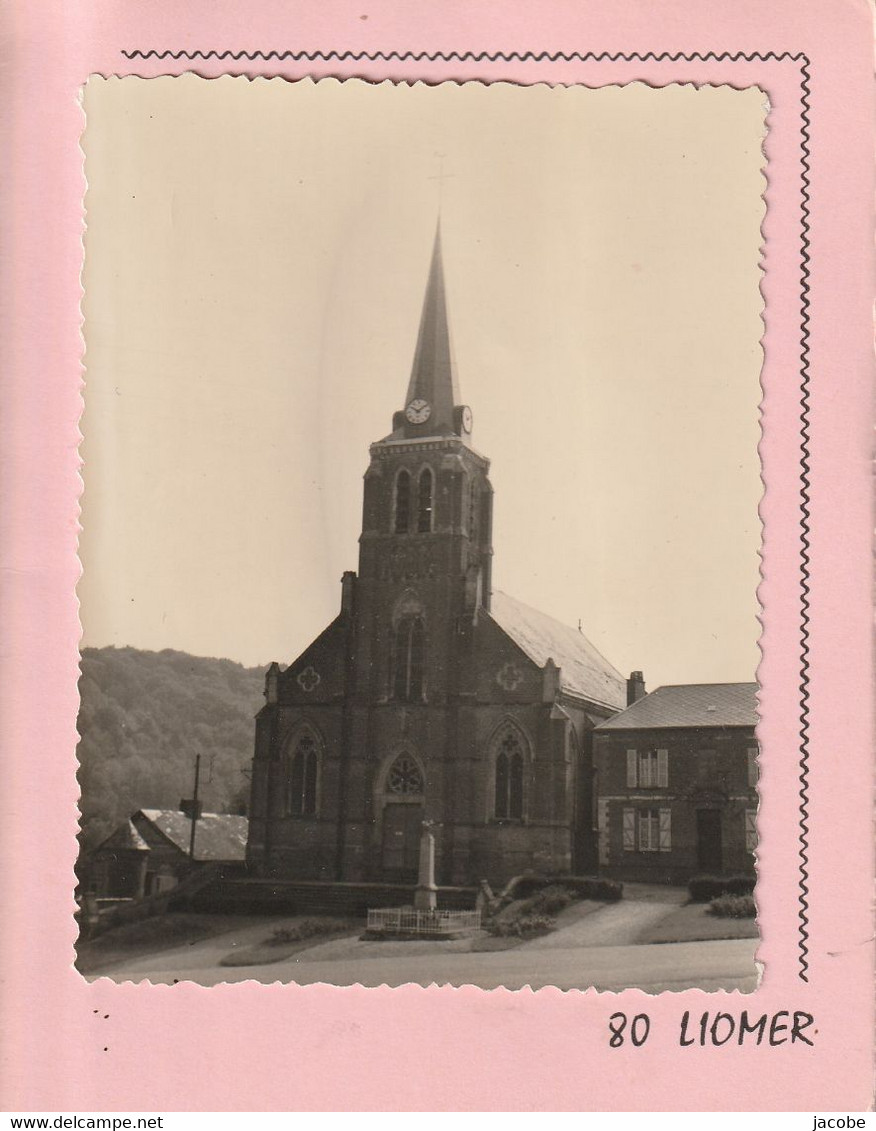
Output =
[
  {"x1": 658, "y1": 808, "x2": 672, "y2": 852},
  {"x1": 622, "y1": 808, "x2": 635, "y2": 851},
  {"x1": 657, "y1": 748, "x2": 669, "y2": 788},
  {"x1": 745, "y1": 809, "x2": 758, "y2": 854},
  {"x1": 626, "y1": 750, "x2": 637, "y2": 788},
  {"x1": 747, "y1": 746, "x2": 759, "y2": 787}
]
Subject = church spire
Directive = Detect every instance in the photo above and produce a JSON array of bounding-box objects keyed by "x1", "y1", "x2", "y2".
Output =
[{"x1": 399, "y1": 222, "x2": 462, "y2": 438}]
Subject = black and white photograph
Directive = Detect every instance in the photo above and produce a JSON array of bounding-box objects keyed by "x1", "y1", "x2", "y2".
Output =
[{"x1": 76, "y1": 75, "x2": 766, "y2": 991}]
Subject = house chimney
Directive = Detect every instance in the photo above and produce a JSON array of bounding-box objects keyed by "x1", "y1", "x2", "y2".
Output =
[
  {"x1": 341, "y1": 570, "x2": 356, "y2": 615},
  {"x1": 627, "y1": 670, "x2": 646, "y2": 706}
]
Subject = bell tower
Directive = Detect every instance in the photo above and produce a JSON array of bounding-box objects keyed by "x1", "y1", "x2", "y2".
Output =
[{"x1": 354, "y1": 224, "x2": 493, "y2": 705}]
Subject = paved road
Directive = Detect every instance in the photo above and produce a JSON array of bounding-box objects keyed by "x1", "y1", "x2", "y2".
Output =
[
  {"x1": 90, "y1": 935, "x2": 759, "y2": 993},
  {"x1": 87, "y1": 886, "x2": 759, "y2": 992}
]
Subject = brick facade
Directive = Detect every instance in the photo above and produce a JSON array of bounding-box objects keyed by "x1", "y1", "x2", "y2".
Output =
[
  {"x1": 246, "y1": 228, "x2": 625, "y2": 888},
  {"x1": 594, "y1": 716, "x2": 758, "y2": 884}
]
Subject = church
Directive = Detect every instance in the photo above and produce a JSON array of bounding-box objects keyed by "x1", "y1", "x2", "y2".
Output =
[{"x1": 245, "y1": 225, "x2": 636, "y2": 888}]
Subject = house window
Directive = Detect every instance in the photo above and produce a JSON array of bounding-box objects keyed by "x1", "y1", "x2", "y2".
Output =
[
  {"x1": 745, "y1": 809, "x2": 758, "y2": 854},
  {"x1": 417, "y1": 468, "x2": 433, "y2": 532},
  {"x1": 746, "y1": 746, "x2": 759, "y2": 788},
  {"x1": 626, "y1": 748, "x2": 668, "y2": 788},
  {"x1": 494, "y1": 731, "x2": 524, "y2": 819},
  {"x1": 286, "y1": 733, "x2": 319, "y2": 817},
  {"x1": 394, "y1": 470, "x2": 411, "y2": 533},
  {"x1": 623, "y1": 807, "x2": 671, "y2": 852},
  {"x1": 387, "y1": 754, "x2": 424, "y2": 795},
  {"x1": 393, "y1": 617, "x2": 425, "y2": 701}
]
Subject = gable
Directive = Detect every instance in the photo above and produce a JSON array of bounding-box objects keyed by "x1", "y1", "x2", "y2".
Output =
[
  {"x1": 277, "y1": 616, "x2": 348, "y2": 703},
  {"x1": 472, "y1": 610, "x2": 546, "y2": 701},
  {"x1": 486, "y1": 592, "x2": 625, "y2": 710}
]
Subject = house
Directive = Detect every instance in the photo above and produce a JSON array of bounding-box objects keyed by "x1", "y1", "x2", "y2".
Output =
[
  {"x1": 89, "y1": 809, "x2": 249, "y2": 899},
  {"x1": 593, "y1": 682, "x2": 759, "y2": 883},
  {"x1": 245, "y1": 225, "x2": 630, "y2": 888}
]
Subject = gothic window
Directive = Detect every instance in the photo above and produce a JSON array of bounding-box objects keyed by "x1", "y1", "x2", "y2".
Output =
[
  {"x1": 417, "y1": 468, "x2": 433, "y2": 532},
  {"x1": 393, "y1": 617, "x2": 425, "y2": 701},
  {"x1": 387, "y1": 753, "x2": 425, "y2": 795},
  {"x1": 494, "y1": 730, "x2": 524, "y2": 819},
  {"x1": 285, "y1": 732, "x2": 319, "y2": 817},
  {"x1": 394, "y1": 470, "x2": 411, "y2": 533}
]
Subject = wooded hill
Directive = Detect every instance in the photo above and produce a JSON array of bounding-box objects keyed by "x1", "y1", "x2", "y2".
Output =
[{"x1": 77, "y1": 646, "x2": 265, "y2": 851}]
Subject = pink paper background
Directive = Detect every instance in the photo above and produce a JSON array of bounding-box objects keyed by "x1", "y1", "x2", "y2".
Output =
[{"x1": 3, "y1": 0, "x2": 873, "y2": 1112}]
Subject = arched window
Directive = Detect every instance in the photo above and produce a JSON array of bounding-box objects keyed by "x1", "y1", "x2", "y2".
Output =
[
  {"x1": 394, "y1": 470, "x2": 411, "y2": 533},
  {"x1": 393, "y1": 617, "x2": 425, "y2": 701},
  {"x1": 387, "y1": 753, "x2": 425, "y2": 795},
  {"x1": 494, "y1": 730, "x2": 525, "y2": 819},
  {"x1": 417, "y1": 468, "x2": 433, "y2": 532},
  {"x1": 285, "y1": 732, "x2": 319, "y2": 817}
]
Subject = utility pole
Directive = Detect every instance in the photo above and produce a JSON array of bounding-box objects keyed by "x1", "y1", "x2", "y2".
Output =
[{"x1": 185, "y1": 754, "x2": 202, "y2": 859}]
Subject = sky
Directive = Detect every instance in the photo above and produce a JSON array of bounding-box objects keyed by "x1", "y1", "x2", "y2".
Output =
[{"x1": 80, "y1": 75, "x2": 767, "y2": 687}]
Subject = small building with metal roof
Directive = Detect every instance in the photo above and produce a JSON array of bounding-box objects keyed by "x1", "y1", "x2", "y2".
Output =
[{"x1": 89, "y1": 809, "x2": 248, "y2": 899}]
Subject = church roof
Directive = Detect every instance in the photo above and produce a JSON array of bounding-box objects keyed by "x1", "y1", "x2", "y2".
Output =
[
  {"x1": 596, "y1": 682, "x2": 759, "y2": 730},
  {"x1": 138, "y1": 809, "x2": 249, "y2": 862},
  {"x1": 404, "y1": 222, "x2": 461, "y2": 435},
  {"x1": 488, "y1": 591, "x2": 626, "y2": 709}
]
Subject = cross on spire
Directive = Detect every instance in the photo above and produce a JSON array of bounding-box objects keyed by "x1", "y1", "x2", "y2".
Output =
[{"x1": 427, "y1": 153, "x2": 455, "y2": 207}]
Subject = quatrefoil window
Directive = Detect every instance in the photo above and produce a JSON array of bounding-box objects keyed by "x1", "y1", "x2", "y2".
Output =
[
  {"x1": 297, "y1": 665, "x2": 321, "y2": 693},
  {"x1": 496, "y1": 662, "x2": 523, "y2": 691}
]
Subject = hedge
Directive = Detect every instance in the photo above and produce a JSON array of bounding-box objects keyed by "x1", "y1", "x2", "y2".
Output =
[
  {"x1": 688, "y1": 874, "x2": 756, "y2": 902},
  {"x1": 506, "y1": 874, "x2": 623, "y2": 903},
  {"x1": 708, "y1": 894, "x2": 757, "y2": 919}
]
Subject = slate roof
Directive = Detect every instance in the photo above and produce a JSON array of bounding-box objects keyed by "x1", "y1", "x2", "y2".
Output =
[
  {"x1": 488, "y1": 591, "x2": 626, "y2": 709},
  {"x1": 595, "y1": 682, "x2": 759, "y2": 730},
  {"x1": 138, "y1": 809, "x2": 249, "y2": 862}
]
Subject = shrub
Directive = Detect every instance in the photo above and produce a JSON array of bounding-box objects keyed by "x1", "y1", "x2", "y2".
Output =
[
  {"x1": 708, "y1": 894, "x2": 757, "y2": 919},
  {"x1": 688, "y1": 875, "x2": 756, "y2": 902},
  {"x1": 487, "y1": 906, "x2": 557, "y2": 938},
  {"x1": 506, "y1": 875, "x2": 623, "y2": 903},
  {"x1": 529, "y1": 885, "x2": 574, "y2": 915},
  {"x1": 516, "y1": 912, "x2": 556, "y2": 937}
]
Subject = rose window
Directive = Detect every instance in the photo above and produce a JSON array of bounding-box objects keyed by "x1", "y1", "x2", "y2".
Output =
[{"x1": 387, "y1": 755, "x2": 424, "y2": 795}]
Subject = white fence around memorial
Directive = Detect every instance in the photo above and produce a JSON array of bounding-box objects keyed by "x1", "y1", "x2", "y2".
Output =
[{"x1": 366, "y1": 907, "x2": 482, "y2": 935}]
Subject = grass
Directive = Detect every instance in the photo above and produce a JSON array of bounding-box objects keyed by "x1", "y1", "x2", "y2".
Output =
[
  {"x1": 638, "y1": 901, "x2": 760, "y2": 945},
  {"x1": 75, "y1": 912, "x2": 258, "y2": 974},
  {"x1": 219, "y1": 917, "x2": 360, "y2": 966}
]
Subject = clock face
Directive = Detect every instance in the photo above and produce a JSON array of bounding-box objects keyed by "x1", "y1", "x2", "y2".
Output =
[
  {"x1": 405, "y1": 398, "x2": 431, "y2": 424},
  {"x1": 461, "y1": 406, "x2": 473, "y2": 433}
]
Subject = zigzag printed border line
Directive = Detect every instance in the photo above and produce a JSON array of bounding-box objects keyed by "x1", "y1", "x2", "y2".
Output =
[
  {"x1": 118, "y1": 46, "x2": 814, "y2": 981},
  {"x1": 121, "y1": 47, "x2": 808, "y2": 64},
  {"x1": 797, "y1": 57, "x2": 812, "y2": 984}
]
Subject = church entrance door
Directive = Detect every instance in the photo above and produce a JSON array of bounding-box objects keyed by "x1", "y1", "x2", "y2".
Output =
[{"x1": 382, "y1": 803, "x2": 423, "y2": 881}]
